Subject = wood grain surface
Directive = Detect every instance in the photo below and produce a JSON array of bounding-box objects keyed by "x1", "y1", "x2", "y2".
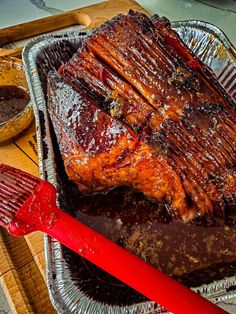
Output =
[
  {"x1": 0, "y1": 0, "x2": 148, "y2": 57},
  {"x1": 0, "y1": 1, "x2": 147, "y2": 313}
]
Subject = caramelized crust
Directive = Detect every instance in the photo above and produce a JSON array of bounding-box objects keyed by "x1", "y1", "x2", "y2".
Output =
[
  {"x1": 55, "y1": 11, "x2": 236, "y2": 220},
  {"x1": 47, "y1": 73, "x2": 192, "y2": 220},
  {"x1": 59, "y1": 49, "x2": 156, "y2": 132}
]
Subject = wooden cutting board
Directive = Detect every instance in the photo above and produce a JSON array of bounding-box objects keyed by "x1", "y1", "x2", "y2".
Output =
[{"x1": 0, "y1": 1, "x2": 148, "y2": 313}]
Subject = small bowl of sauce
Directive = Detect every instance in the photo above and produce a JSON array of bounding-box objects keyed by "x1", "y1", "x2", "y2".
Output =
[
  {"x1": 0, "y1": 85, "x2": 30, "y2": 123},
  {"x1": 0, "y1": 57, "x2": 34, "y2": 143}
]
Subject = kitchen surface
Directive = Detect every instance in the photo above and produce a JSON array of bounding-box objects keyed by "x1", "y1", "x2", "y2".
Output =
[
  {"x1": 0, "y1": 0, "x2": 236, "y2": 313},
  {"x1": 0, "y1": 0, "x2": 236, "y2": 45}
]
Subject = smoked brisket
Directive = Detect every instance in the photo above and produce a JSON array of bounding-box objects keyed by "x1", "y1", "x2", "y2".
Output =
[{"x1": 49, "y1": 11, "x2": 235, "y2": 221}]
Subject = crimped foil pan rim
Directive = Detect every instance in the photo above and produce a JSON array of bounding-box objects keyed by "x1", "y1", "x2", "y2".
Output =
[
  {"x1": 22, "y1": 20, "x2": 236, "y2": 314},
  {"x1": 171, "y1": 19, "x2": 236, "y2": 52}
]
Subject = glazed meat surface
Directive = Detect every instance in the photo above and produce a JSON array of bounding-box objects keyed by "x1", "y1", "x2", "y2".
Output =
[
  {"x1": 47, "y1": 72, "x2": 193, "y2": 220},
  {"x1": 49, "y1": 11, "x2": 236, "y2": 221}
]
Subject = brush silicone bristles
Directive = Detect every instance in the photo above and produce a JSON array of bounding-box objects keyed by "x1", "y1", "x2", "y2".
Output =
[{"x1": 0, "y1": 164, "x2": 41, "y2": 227}]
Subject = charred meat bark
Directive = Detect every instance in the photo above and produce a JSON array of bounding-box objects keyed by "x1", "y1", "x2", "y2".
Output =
[
  {"x1": 47, "y1": 72, "x2": 192, "y2": 220},
  {"x1": 56, "y1": 11, "x2": 235, "y2": 220},
  {"x1": 59, "y1": 50, "x2": 222, "y2": 216}
]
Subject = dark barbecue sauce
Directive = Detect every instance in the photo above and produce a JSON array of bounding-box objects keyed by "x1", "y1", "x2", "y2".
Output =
[
  {"x1": 50, "y1": 123, "x2": 236, "y2": 307},
  {"x1": 59, "y1": 181, "x2": 236, "y2": 306},
  {"x1": 0, "y1": 86, "x2": 30, "y2": 123}
]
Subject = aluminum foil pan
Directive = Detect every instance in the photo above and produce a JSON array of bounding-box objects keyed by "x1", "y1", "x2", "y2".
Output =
[{"x1": 23, "y1": 20, "x2": 236, "y2": 314}]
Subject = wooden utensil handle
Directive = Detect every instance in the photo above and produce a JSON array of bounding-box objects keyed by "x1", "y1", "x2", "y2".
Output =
[
  {"x1": 0, "y1": 11, "x2": 90, "y2": 46},
  {"x1": 0, "y1": 0, "x2": 147, "y2": 58}
]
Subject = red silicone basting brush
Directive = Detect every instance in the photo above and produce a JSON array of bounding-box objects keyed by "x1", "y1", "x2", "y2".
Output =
[{"x1": 0, "y1": 164, "x2": 227, "y2": 314}]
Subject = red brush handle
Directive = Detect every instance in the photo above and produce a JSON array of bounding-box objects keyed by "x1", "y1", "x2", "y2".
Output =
[{"x1": 43, "y1": 209, "x2": 226, "y2": 314}]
